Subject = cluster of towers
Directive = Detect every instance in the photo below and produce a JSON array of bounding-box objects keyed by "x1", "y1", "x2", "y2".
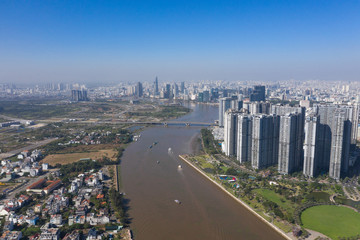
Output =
[
  {"x1": 71, "y1": 89, "x2": 88, "y2": 101},
  {"x1": 153, "y1": 77, "x2": 185, "y2": 99},
  {"x1": 221, "y1": 100, "x2": 359, "y2": 180}
]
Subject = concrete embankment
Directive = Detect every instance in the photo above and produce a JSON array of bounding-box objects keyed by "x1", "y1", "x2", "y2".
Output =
[{"x1": 178, "y1": 155, "x2": 292, "y2": 240}]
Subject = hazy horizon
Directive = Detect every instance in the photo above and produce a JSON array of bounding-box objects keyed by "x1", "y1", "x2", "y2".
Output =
[{"x1": 1, "y1": 0, "x2": 359, "y2": 84}]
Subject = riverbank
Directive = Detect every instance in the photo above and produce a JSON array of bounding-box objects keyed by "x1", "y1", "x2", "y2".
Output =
[{"x1": 178, "y1": 154, "x2": 293, "y2": 240}]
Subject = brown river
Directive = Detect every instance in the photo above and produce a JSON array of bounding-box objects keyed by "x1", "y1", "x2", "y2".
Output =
[{"x1": 121, "y1": 103, "x2": 285, "y2": 240}]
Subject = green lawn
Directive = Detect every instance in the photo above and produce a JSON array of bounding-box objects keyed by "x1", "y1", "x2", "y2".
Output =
[
  {"x1": 301, "y1": 205, "x2": 360, "y2": 239},
  {"x1": 192, "y1": 155, "x2": 214, "y2": 169},
  {"x1": 253, "y1": 188, "x2": 294, "y2": 211}
]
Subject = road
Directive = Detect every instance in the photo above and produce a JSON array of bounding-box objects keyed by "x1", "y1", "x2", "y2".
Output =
[
  {"x1": 0, "y1": 138, "x2": 58, "y2": 159},
  {"x1": 6, "y1": 169, "x2": 58, "y2": 198}
]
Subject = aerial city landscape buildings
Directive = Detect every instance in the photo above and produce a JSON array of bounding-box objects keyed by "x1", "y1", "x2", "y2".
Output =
[
  {"x1": 220, "y1": 85, "x2": 359, "y2": 180},
  {"x1": 0, "y1": 79, "x2": 359, "y2": 182}
]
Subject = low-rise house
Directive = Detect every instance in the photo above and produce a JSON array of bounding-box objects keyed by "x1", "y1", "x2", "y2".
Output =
[
  {"x1": 18, "y1": 195, "x2": 31, "y2": 207},
  {"x1": 3, "y1": 221, "x2": 14, "y2": 231},
  {"x1": 74, "y1": 196, "x2": 83, "y2": 207},
  {"x1": 49, "y1": 214, "x2": 62, "y2": 226},
  {"x1": 86, "y1": 228, "x2": 101, "y2": 240},
  {"x1": 68, "y1": 215, "x2": 74, "y2": 226},
  {"x1": 30, "y1": 168, "x2": 41, "y2": 177},
  {"x1": 0, "y1": 231, "x2": 22, "y2": 240},
  {"x1": 0, "y1": 206, "x2": 11, "y2": 216},
  {"x1": 86, "y1": 213, "x2": 110, "y2": 225},
  {"x1": 63, "y1": 231, "x2": 80, "y2": 240},
  {"x1": 29, "y1": 233, "x2": 40, "y2": 240},
  {"x1": 34, "y1": 204, "x2": 42, "y2": 213},
  {"x1": 71, "y1": 215, "x2": 86, "y2": 225},
  {"x1": 26, "y1": 215, "x2": 39, "y2": 226},
  {"x1": 42, "y1": 163, "x2": 49, "y2": 171},
  {"x1": 40, "y1": 228, "x2": 59, "y2": 240}
]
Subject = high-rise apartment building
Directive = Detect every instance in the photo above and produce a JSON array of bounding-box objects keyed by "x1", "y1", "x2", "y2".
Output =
[
  {"x1": 223, "y1": 110, "x2": 239, "y2": 156},
  {"x1": 272, "y1": 105, "x2": 305, "y2": 174},
  {"x1": 219, "y1": 97, "x2": 232, "y2": 127},
  {"x1": 154, "y1": 77, "x2": 159, "y2": 95},
  {"x1": 71, "y1": 89, "x2": 88, "y2": 101},
  {"x1": 245, "y1": 101, "x2": 271, "y2": 114},
  {"x1": 329, "y1": 111, "x2": 352, "y2": 179},
  {"x1": 303, "y1": 114, "x2": 322, "y2": 177},
  {"x1": 180, "y1": 82, "x2": 185, "y2": 94},
  {"x1": 353, "y1": 101, "x2": 360, "y2": 144},
  {"x1": 278, "y1": 113, "x2": 303, "y2": 174},
  {"x1": 136, "y1": 82, "x2": 143, "y2": 97},
  {"x1": 250, "y1": 85, "x2": 265, "y2": 101},
  {"x1": 237, "y1": 114, "x2": 252, "y2": 163},
  {"x1": 251, "y1": 114, "x2": 279, "y2": 169},
  {"x1": 165, "y1": 84, "x2": 171, "y2": 99}
]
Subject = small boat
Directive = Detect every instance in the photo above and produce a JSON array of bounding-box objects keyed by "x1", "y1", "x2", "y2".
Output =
[
  {"x1": 149, "y1": 145, "x2": 153, "y2": 149},
  {"x1": 174, "y1": 199, "x2": 181, "y2": 204},
  {"x1": 178, "y1": 165, "x2": 182, "y2": 169},
  {"x1": 153, "y1": 141, "x2": 158, "y2": 145},
  {"x1": 168, "y1": 147, "x2": 172, "y2": 152},
  {"x1": 157, "y1": 161, "x2": 160, "y2": 164}
]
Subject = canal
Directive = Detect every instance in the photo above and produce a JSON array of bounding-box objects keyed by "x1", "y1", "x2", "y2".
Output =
[{"x1": 121, "y1": 103, "x2": 285, "y2": 240}]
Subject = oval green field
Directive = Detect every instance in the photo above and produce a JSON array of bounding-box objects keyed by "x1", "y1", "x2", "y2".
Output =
[{"x1": 301, "y1": 205, "x2": 360, "y2": 239}]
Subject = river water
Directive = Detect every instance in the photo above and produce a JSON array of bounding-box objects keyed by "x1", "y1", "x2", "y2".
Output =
[{"x1": 121, "y1": 103, "x2": 285, "y2": 240}]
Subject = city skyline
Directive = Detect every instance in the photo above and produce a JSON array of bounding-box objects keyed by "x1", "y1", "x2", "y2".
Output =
[{"x1": 1, "y1": 0, "x2": 360, "y2": 84}]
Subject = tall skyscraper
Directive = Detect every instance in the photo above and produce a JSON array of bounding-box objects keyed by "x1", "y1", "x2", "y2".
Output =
[
  {"x1": 251, "y1": 114, "x2": 279, "y2": 169},
  {"x1": 237, "y1": 114, "x2": 252, "y2": 163},
  {"x1": 250, "y1": 85, "x2": 265, "y2": 102},
  {"x1": 272, "y1": 104, "x2": 305, "y2": 173},
  {"x1": 223, "y1": 110, "x2": 238, "y2": 156},
  {"x1": 71, "y1": 89, "x2": 88, "y2": 101},
  {"x1": 180, "y1": 81, "x2": 185, "y2": 94},
  {"x1": 309, "y1": 104, "x2": 355, "y2": 179},
  {"x1": 315, "y1": 104, "x2": 336, "y2": 171},
  {"x1": 278, "y1": 113, "x2": 303, "y2": 174},
  {"x1": 329, "y1": 111, "x2": 352, "y2": 179},
  {"x1": 136, "y1": 82, "x2": 143, "y2": 97},
  {"x1": 303, "y1": 114, "x2": 322, "y2": 177},
  {"x1": 248, "y1": 101, "x2": 271, "y2": 114},
  {"x1": 154, "y1": 77, "x2": 159, "y2": 95},
  {"x1": 219, "y1": 97, "x2": 232, "y2": 127},
  {"x1": 351, "y1": 102, "x2": 359, "y2": 145},
  {"x1": 165, "y1": 84, "x2": 171, "y2": 99},
  {"x1": 231, "y1": 99, "x2": 243, "y2": 111}
]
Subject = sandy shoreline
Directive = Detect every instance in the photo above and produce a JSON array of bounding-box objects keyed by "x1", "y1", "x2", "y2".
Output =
[{"x1": 178, "y1": 154, "x2": 292, "y2": 240}]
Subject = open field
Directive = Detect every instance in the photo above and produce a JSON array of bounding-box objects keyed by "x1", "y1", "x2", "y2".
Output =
[
  {"x1": 41, "y1": 148, "x2": 117, "y2": 165},
  {"x1": 53, "y1": 143, "x2": 117, "y2": 154},
  {"x1": 301, "y1": 205, "x2": 360, "y2": 239},
  {"x1": 253, "y1": 188, "x2": 295, "y2": 211}
]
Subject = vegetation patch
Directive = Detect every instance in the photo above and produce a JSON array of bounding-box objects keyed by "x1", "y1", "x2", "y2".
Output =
[
  {"x1": 301, "y1": 205, "x2": 360, "y2": 239},
  {"x1": 201, "y1": 128, "x2": 220, "y2": 154}
]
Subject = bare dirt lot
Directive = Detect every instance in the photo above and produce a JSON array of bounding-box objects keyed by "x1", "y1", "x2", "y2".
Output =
[{"x1": 41, "y1": 148, "x2": 117, "y2": 165}]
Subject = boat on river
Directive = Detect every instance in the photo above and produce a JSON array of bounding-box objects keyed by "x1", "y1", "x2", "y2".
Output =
[
  {"x1": 149, "y1": 145, "x2": 153, "y2": 149},
  {"x1": 174, "y1": 199, "x2": 181, "y2": 204},
  {"x1": 178, "y1": 165, "x2": 182, "y2": 169}
]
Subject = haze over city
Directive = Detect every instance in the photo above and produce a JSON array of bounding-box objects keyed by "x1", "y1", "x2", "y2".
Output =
[{"x1": 1, "y1": 0, "x2": 360, "y2": 84}]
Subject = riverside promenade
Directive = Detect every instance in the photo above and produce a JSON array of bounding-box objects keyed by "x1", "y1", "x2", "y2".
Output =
[{"x1": 178, "y1": 154, "x2": 293, "y2": 240}]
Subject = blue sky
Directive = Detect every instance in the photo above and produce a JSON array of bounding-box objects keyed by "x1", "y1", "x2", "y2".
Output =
[{"x1": 0, "y1": 0, "x2": 359, "y2": 84}]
